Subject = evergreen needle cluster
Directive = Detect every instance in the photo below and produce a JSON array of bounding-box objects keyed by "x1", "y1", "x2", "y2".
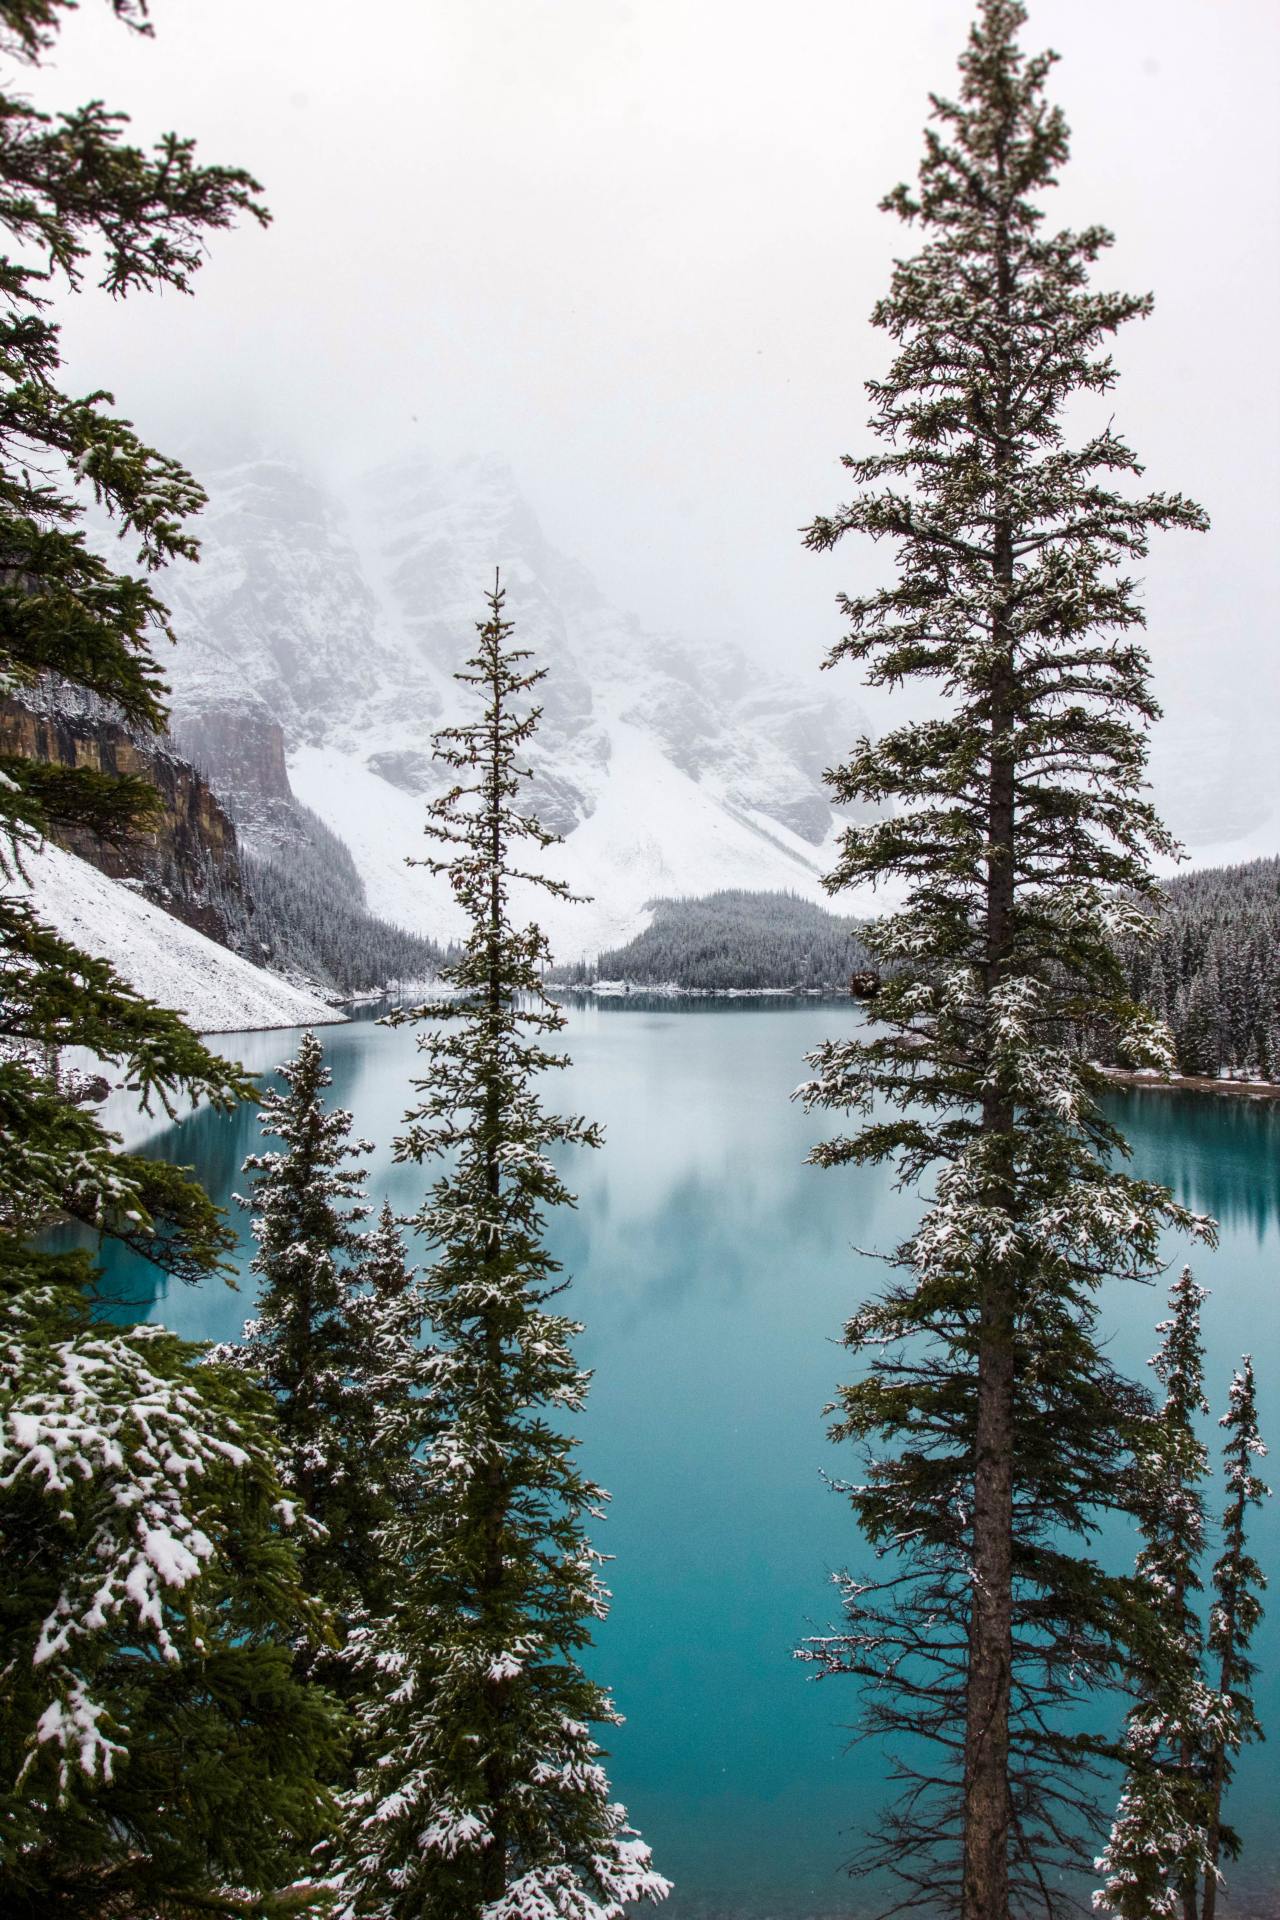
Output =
[
  {"x1": 214, "y1": 1031, "x2": 421, "y2": 1660},
  {"x1": 1092, "y1": 857, "x2": 1280, "y2": 1083}
]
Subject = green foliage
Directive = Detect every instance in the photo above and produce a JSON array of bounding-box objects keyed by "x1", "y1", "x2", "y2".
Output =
[
  {"x1": 0, "y1": 8, "x2": 347, "y2": 1914},
  {"x1": 1096, "y1": 1296, "x2": 1269, "y2": 1918},
  {"x1": 241, "y1": 810, "x2": 443, "y2": 996},
  {"x1": 1202, "y1": 1358, "x2": 1268, "y2": 1918},
  {"x1": 1092, "y1": 858, "x2": 1280, "y2": 1082},
  {"x1": 0, "y1": 0, "x2": 266, "y2": 757},
  {"x1": 215, "y1": 1031, "x2": 420, "y2": 1642},
  {"x1": 1095, "y1": 1272, "x2": 1220, "y2": 1917},
  {"x1": 337, "y1": 580, "x2": 668, "y2": 1919},
  {"x1": 0, "y1": 1272, "x2": 344, "y2": 1920},
  {"x1": 0, "y1": 754, "x2": 162, "y2": 847},
  {"x1": 798, "y1": 2, "x2": 1209, "y2": 1909},
  {"x1": 0, "y1": 892, "x2": 253, "y2": 1275},
  {"x1": 0, "y1": 0, "x2": 269, "y2": 1285}
]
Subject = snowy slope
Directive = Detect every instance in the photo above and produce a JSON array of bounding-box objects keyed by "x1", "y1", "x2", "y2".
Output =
[
  {"x1": 157, "y1": 451, "x2": 878, "y2": 961},
  {"x1": 21, "y1": 841, "x2": 344, "y2": 1035},
  {"x1": 290, "y1": 721, "x2": 854, "y2": 960}
]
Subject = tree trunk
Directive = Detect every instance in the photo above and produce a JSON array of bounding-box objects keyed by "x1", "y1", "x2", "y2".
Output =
[
  {"x1": 963, "y1": 656, "x2": 1016, "y2": 1918},
  {"x1": 480, "y1": 689, "x2": 509, "y2": 1905},
  {"x1": 1174, "y1": 1559, "x2": 1199, "y2": 1920},
  {"x1": 963, "y1": 1265, "x2": 1015, "y2": 1920},
  {"x1": 1201, "y1": 1544, "x2": 1241, "y2": 1920},
  {"x1": 964, "y1": 174, "x2": 1017, "y2": 1903}
]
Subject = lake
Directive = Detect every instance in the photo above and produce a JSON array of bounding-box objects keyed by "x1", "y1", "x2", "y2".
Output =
[{"x1": 88, "y1": 1002, "x2": 1280, "y2": 1917}]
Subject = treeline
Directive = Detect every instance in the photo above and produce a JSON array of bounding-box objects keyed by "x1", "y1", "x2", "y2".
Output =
[
  {"x1": 579, "y1": 889, "x2": 873, "y2": 990},
  {"x1": 572, "y1": 864, "x2": 1280, "y2": 1085},
  {"x1": 237, "y1": 806, "x2": 444, "y2": 996},
  {"x1": 1107, "y1": 857, "x2": 1280, "y2": 1080},
  {"x1": 174, "y1": 799, "x2": 443, "y2": 996},
  {"x1": 143, "y1": 805, "x2": 443, "y2": 1000}
]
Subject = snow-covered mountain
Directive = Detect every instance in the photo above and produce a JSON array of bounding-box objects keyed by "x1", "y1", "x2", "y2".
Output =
[{"x1": 158, "y1": 452, "x2": 876, "y2": 960}]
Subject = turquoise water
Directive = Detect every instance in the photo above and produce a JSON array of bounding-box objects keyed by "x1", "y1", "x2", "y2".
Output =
[{"x1": 87, "y1": 1004, "x2": 1280, "y2": 1916}]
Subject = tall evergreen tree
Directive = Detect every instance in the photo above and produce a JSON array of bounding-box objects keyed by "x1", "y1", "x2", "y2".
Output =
[
  {"x1": 1094, "y1": 1272, "x2": 1221, "y2": 1919},
  {"x1": 0, "y1": 7, "x2": 345, "y2": 1911},
  {"x1": 0, "y1": 0, "x2": 269, "y2": 1307},
  {"x1": 337, "y1": 578, "x2": 669, "y2": 1920},
  {"x1": 1096, "y1": 1333, "x2": 1269, "y2": 1920},
  {"x1": 798, "y1": 4, "x2": 1209, "y2": 1912},
  {"x1": 1201, "y1": 1359, "x2": 1268, "y2": 1920},
  {"x1": 348, "y1": 1196, "x2": 423, "y2": 1518},
  {"x1": 214, "y1": 1032, "x2": 419, "y2": 1642}
]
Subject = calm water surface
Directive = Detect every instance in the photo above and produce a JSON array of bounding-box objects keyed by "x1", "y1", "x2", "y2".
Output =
[{"x1": 91, "y1": 1004, "x2": 1280, "y2": 1917}]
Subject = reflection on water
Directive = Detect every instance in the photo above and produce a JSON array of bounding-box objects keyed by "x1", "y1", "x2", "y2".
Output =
[
  {"x1": 71, "y1": 1007, "x2": 1280, "y2": 1916},
  {"x1": 1106, "y1": 1086, "x2": 1280, "y2": 1241}
]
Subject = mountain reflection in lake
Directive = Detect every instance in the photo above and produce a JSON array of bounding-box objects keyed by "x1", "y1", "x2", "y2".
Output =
[{"x1": 78, "y1": 1004, "x2": 1280, "y2": 1917}]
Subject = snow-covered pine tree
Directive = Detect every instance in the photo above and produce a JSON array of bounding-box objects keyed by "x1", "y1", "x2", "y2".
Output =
[
  {"x1": 798, "y1": 4, "x2": 1210, "y2": 1912},
  {"x1": 347, "y1": 1196, "x2": 422, "y2": 1528},
  {"x1": 0, "y1": 0, "x2": 269, "y2": 1312},
  {"x1": 1094, "y1": 1271, "x2": 1222, "y2": 1919},
  {"x1": 1201, "y1": 1358, "x2": 1268, "y2": 1920},
  {"x1": 220, "y1": 1032, "x2": 418, "y2": 1641},
  {"x1": 1177, "y1": 972, "x2": 1223, "y2": 1081},
  {"x1": 337, "y1": 577, "x2": 669, "y2": 1920},
  {"x1": 0, "y1": 1291, "x2": 344, "y2": 1920}
]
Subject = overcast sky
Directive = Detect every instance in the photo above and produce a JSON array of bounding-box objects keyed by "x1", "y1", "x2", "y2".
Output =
[{"x1": 44, "y1": 0, "x2": 1280, "y2": 851}]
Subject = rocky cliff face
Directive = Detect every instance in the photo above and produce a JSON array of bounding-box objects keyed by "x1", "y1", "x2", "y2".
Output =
[
  {"x1": 170, "y1": 694, "x2": 301, "y2": 849},
  {"x1": 0, "y1": 688, "x2": 246, "y2": 946}
]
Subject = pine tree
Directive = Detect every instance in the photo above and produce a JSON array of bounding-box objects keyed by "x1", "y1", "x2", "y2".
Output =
[
  {"x1": 0, "y1": 8, "x2": 347, "y2": 1910},
  {"x1": 1201, "y1": 1359, "x2": 1268, "y2": 1920},
  {"x1": 215, "y1": 1032, "x2": 418, "y2": 1641},
  {"x1": 1094, "y1": 1272, "x2": 1221, "y2": 1919},
  {"x1": 1177, "y1": 971, "x2": 1222, "y2": 1080},
  {"x1": 348, "y1": 1196, "x2": 423, "y2": 1530},
  {"x1": 798, "y1": 4, "x2": 1210, "y2": 1912},
  {"x1": 1096, "y1": 1337, "x2": 1269, "y2": 1920},
  {"x1": 337, "y1": 578, "x2": 669, "y2": 1920},
  {"x1": 0, "y1": 0, "x2": 270, "y2": 1320},
  {"x1": 0, "y1": 0, "x2": 269, "y2": 1260}
]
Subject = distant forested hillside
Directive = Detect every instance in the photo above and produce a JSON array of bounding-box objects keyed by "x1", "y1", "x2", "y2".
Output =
[
  {"x1": 579, "y1": 890, "x2": 872, "y2": 991},
  {"x1": 1107, "y1": 856, "x2": 1280, "y2": 1080},
  {"x1": 567, "y1": 862, "x2": 1280, "y2": 1082},
  {"x1": 242, "y1": 806, "x2": 443, "y2": 996}
]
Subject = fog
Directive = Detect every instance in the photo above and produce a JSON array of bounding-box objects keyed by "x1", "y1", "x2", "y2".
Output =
[{"x1": 44, "y1": 0, "x2": 1280, "y2": 853}]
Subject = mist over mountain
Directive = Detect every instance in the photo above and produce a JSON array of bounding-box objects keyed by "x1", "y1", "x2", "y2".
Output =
[{"x1": 158, "y1": 450, "x2": 879, "y2": 960}]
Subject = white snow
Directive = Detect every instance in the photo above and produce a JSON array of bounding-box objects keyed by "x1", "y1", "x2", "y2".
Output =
[
  {"x1": 15, "y1": 839, "x2": 345, "y2": 1035},
  {"x1": 289, "y1": 720, "x2": 880, "y2": 964}
]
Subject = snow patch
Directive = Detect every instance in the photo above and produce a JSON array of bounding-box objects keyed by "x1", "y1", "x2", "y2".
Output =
[
  {"x1": 15, "y1": 840, "x2": 345, "y2": 1035},
  {"x1": 290, "y1": 723, "x2": 878, "y2": 963}
]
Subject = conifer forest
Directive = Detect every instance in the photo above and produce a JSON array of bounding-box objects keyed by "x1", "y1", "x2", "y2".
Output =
[{"x1": 1, "y1": 5, "x2": 1275, "y2": 1920}]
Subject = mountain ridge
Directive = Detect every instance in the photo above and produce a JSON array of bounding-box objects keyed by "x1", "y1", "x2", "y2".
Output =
[{"x1": 154, "y1": 449, "x2": 879, "y2": 960}]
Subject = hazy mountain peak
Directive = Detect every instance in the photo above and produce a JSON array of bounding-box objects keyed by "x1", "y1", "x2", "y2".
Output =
[{"x1": 161, "y1": 450, "x2": 876, "y2": 957}]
